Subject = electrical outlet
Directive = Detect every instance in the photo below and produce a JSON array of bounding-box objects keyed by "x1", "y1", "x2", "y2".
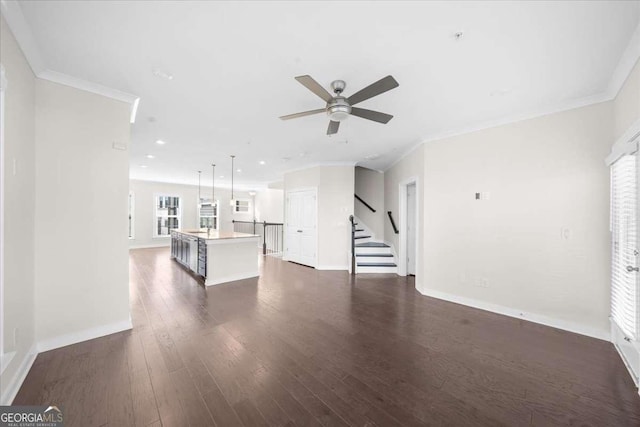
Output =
[{"x1": 13, "y1": 327, "x2": 19, "y2": 346}]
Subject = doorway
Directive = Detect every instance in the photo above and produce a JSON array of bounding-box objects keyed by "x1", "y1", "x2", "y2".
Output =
[
  {"x1": 398, "y1": 177, "x2": 419, "y2": 278},
  {"x1": 406, "y1": 183, "x2": 417, "y2": 276},
  {"x1": 285, "y1": 188, "x2": 317, "y2": 268}
]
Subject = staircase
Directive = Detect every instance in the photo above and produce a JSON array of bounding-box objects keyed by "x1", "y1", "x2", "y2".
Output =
[{"x1": 351, "y1": 216, "x2": 398, "y2": 274}]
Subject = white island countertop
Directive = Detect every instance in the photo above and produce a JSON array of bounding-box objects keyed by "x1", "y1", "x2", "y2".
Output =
[{"x1": 173, "y1": 229, "x2": 258, "y2": 241}]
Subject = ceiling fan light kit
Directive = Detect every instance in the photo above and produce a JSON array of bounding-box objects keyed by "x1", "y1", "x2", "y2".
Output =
[{"x1": 280, "y1": 74, "x2": 399, "y2": 135}]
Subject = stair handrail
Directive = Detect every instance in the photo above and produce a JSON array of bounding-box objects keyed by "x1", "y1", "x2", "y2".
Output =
[
  {"x1": 387, "y1": 211, "x2": 399, "y2": 234},
  {"x1": 349, "y1": 215, "x2": 356, "y2": 274},
  {"x1": 354, "y1": 194, "x2": 376, "y2": 213}
]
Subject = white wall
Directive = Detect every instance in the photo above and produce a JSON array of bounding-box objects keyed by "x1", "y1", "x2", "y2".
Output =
[
  {"x1": 355, "y1": 166, "x2": 384, "y2": 239},
  {"x1": 254, "y1": 188, "x2": 284, "y2": 223},
  {"x1": 284, "y1": 166, "x2": 354, "y2": 269},
  {"x1": 0, "y1": 15, "x2": 37, "y2": 404},
  {"x1": 129, "y1": 179, "x2": 253, "y2": 248},
  {"x1": 34, "y1": 79, "x2": 132, "y2": 347},
  {"x1": 614, "y1": 58, "x2": 640, "y2": 141},
  {"x1": 419, "y1": 102, "x2": 613, "y2": 338}
]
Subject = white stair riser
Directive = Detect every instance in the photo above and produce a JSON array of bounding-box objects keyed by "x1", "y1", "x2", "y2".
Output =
[
  {"x1": 356, "y1": 266, "x2": 398, "y2": 274},
  {"x1": 354, "y1": 237, "x2": 373, "y2": 244},
  {"x1": 355, "y1": 246, "x2": 392, "y2": 255},
  {"x1": 356, "y1": 256, "x2": 394, "y2": 263}
]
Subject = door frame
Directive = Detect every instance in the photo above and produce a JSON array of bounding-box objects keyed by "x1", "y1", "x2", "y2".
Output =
[
  {"x1": 608, "y1": 117, "x2": 640, "y2": 389},
  {"x1": 1, "y1": 64, "x2": 9, "y2": 372},
  {"x1": 397, "y1": 176, "x2": 420, "y2": 278},
  {"x1": 284, "y1": 187, "x2": 318, "y2": 268}
]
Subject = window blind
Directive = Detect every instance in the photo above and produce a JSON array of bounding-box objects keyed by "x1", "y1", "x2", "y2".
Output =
[{"x1": 611, "y1": 154, "x2": 639, "y2": 339}]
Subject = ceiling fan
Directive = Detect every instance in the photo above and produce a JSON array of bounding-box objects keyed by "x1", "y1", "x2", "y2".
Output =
[{"x1": 280, "y1": 75, "x2": 399, "y2": 135}]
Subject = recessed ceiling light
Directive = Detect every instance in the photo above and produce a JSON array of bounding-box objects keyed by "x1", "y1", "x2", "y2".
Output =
[
  {"x1": 140, "y1": 165, "x2": 148, "y2": 168},
  {"x1": 220, "y1": 175, "x2": 225, "y2": 178},
  {"x1": 237, "y1": 169, "x2": 242, "y2": 173},
  {"x1": 259, "y1": 161, "x2": 266, "y2": 165},
  {"x1": 155, "y1": 139, "x2": 166, "y2": 145},
  {"x1": 146, "y1": 154, "x2": 155, "y2": 159}
]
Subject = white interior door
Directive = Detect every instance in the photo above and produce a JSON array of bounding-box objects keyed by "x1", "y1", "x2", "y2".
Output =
[
  {"x1": 611, "y1": 152, "x2": 640, "y2": 386},
  {"x1": 286, "y1": 189, "x2": 317, "y2": 267},
  {"x1": 407, "y1": 183, "x2": 417, "y2": 275}
]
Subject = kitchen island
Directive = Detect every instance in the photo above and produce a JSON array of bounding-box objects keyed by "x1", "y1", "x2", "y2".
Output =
[{"x1": 171, "y1": 229, "x2": 260, "y2": 286}]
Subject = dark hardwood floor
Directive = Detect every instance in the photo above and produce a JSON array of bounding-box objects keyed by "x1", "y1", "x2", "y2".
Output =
[{"x1": 14, "y1": 247, "x2": 640, "y2": 426}]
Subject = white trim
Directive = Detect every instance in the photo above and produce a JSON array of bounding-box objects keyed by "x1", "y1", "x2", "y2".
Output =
[
  {"x1": 205, "y1": 271, "x2": 259, "y2": 286},
  {"x1": 316, "y1": 265, "x2": 349, "y2": 271},
  {"x1": 38, "y1": 69, "x2": 138, "y2": 105},
  {"x1": 397, "y1": 176, "x2": 420, "y2": 279},
  {"x1": 37, "y1": 318, "x2": 132, "y2": 353},
  {"x1": 607, "y1": 21, "x2": 640, "y2": 100},
  {"x1": 607, "y1": 118, "x2": 640, "y2": 166},
  {"x1": 0, "y1": 0, "x2": 45, "y2": 74},
  {"x1": 129, "y1": 243, "x2": 170, "y2": 250},
  {"x1": 611, "y1": 319, "x2": 640, "y2": 387},
  {"x1": 0, "y1": 3, "x2": 140, "y2": 114},
  {"x1": 0, "y1": 63, "x2": 6, "y2": 379},
  {"x1": 418, "y1": 287, "x2": 610, "y2": 341},
  {"x1": 129, "y1": 96, "x2": 140, "y2": 124},
  {"x1": 0, "y1": 343, "x2": 37, "y2": 405}
]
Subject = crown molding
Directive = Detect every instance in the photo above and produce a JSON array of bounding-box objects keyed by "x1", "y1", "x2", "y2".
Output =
[
  {"x1": 1, "y1": 1, "x2": 140, "y2": 121},
  {"x1": 38, "y1": 69, "x2": 139, "y2": 107},
  {"x1": 384, "y1": 20, "x2": 640, "y2": 173},
  {"x1": 0, "y1": 0, "x2": 45, "y2": 74},
  {"x1": 606, "y1": 20, "x2": 640, "y2": 100},
  {"x1": 384, "y1": 90, "x2": 612, "y2": 172}
]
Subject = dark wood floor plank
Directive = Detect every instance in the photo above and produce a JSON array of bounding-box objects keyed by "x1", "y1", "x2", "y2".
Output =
[{"x1": 11, "y1": 247, "x2": 640, "y2": 427}]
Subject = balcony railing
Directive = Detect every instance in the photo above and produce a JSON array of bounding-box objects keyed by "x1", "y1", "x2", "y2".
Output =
[{"x1": 232, "y1": 220, "x2": 284, "y2": 256}]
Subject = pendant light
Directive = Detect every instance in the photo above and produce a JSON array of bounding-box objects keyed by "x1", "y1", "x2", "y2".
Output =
[{"x1": 229, "y1": 155, "x2": 236, "y2": 207}]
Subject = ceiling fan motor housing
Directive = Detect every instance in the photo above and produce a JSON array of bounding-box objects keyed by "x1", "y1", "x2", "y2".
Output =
[{"x1": 327, "y1": 96, "x2": 351, "y2": 121}]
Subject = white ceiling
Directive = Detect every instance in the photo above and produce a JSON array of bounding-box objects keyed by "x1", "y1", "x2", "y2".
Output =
[{"x1": 14, "y1": 0, "x2": 640, "y2": 188}]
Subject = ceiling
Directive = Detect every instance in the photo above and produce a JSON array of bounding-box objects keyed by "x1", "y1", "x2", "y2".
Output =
[{"x1": 13, "y1": 1, "x2": 640, "y2": 188}]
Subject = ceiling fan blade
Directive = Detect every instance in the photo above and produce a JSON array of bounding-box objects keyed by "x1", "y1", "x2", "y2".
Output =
[
  {"x1": 327, "y1": 120, "x2": 340, "y2": 135},
  {"x1": 350, "y1": 107, "x2": 394, "y2": 124},
  {"x1": 295, "y1": 75, "x2": 333, "y2": 103},
  {"x1": 279, "y1": 108, "x2": 325, "y2": 120},
  {"x1": 347, "y1": 75, "x2": 399, "y2": 106}
]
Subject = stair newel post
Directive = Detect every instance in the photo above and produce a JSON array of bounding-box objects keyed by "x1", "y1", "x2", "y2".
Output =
[
  {"x1": 263, "y1": 221, "x2": 267, "y2": 255},
  {"x1": 350, "y1": 215, "x2": 356, "y2": 275}
]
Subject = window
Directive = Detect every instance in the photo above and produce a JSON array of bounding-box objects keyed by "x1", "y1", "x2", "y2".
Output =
[
  {"x1": 199, "y1": 199, "x2": 219, "y2": 229},
  {"x1": 234, "y1": 198, "x2": 250, "y2": 213},
  {"x1": 128, "y1": 192, "x2": 135, "y2": 239},
  {"x1": 154, "y1": 195, "x2": 181, "y2": 237}
]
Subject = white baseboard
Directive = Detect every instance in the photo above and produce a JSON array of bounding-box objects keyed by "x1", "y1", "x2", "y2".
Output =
[
  {"x1": 205, "y1": 271, "x2": 259, "y2": 286},
  {"x1": 417, "y1": 287, "x2": 610, "y2": 341},
  {"x1": 0, "y1": 343, "x2": 37, "y2": 405},
  {"x1": 316, "y1": 265, "x2": 349, "y2": 271},
  {"x1": 37, "y1": 318, "x2": 133, "y2": 353},
  {"x1": 129, "y1": 243, "x2": 169, "y2": 250}
]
